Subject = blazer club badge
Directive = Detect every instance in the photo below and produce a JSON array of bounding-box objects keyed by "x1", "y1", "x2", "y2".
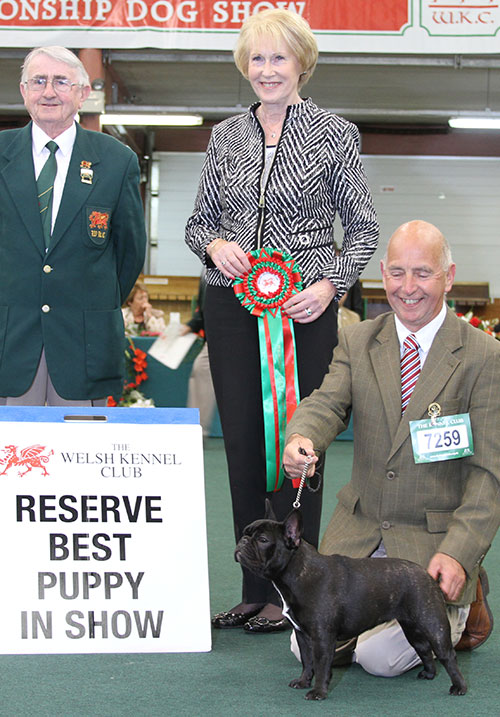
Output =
[{"x1": 87, "y1": 209, "x2": 110, "y2": 245}]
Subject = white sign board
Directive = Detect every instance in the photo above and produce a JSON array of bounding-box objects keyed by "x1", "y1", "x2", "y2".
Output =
[{"x1": 0, "y1": 407, "x2": 211, "y2": 654}]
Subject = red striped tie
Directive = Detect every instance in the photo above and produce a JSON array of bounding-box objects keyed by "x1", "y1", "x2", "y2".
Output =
[{"x1": 401, "y1": 334, "x2": 421, "y2": 414}]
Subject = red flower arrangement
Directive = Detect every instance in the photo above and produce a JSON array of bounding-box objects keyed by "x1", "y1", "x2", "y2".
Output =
[
  {"x1": 107, "y1": 339, "x2": 155, "y2": 407},
  {"x1": 132, "y1": 347, "x2": 149, "y2": 385},
  {"x1": 456, "y1": 311, "x2": 499, "y2": 338}
]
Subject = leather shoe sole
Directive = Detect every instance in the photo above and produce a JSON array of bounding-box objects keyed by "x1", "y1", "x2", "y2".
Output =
[
  {"x1": 243, "y1": 616, "x2": 291, "y2": 633},
  {"x1": 212, "y1": 607, "x2": 261, "y2": 629},
  {"x1": 456, "y1": 567, "x2": 494, "y2": 650},
  {"x1": 332, "y1": 637, "x2": 357, "y2": 666}
]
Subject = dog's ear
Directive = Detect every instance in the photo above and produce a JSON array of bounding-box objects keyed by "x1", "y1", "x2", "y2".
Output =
[
  {"x1": 264, "y1": 498, "x2": 277, "y2": 520},
  {"x1": 283, "y1": 509, "x2": 302, "y2": 549}
]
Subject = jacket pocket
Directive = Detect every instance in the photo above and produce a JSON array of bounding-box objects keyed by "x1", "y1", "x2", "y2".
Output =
[
  {"x1": 336, "y1": 483, "x2": 360, "y2": 514},
  {"x1": 425, "y1": 510, "x2": 454, "y2": 533},
  {"x1": 84, "y1": 308, "x2": 124, "y2": 380},
  {"x1": 437, "y1": 399, "x2": 461, "y2": 415}
]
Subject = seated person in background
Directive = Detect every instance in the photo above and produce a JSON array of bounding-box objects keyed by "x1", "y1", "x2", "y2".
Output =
[
  {"x1": 180, "y1": 272, "x2": 217, "y2": 438},
  {"x1": 122, "y1": 283, "x2": 166, "y2": 336}
]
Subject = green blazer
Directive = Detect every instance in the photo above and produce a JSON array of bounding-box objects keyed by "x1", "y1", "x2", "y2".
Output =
[
  {"x1": 286, "y1": 308, "x2": 500, "y2": 605},
  {"x1": 0, "y1": 122, "x2": 147, "y2": 400}
]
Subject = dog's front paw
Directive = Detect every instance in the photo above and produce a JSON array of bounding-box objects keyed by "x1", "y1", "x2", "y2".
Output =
[
  {"x1": 289, "y1": 677, "x2": 311, "y2": 690},
  {"x1": 417, "y1": 668, "x2": 435, "y2": 681},
  {"x1": 305, "y1": 688, "x2": 327, "y2": 701},
  {"x1": 449, "y1": 684, "x2": 467, "y2": 696}
]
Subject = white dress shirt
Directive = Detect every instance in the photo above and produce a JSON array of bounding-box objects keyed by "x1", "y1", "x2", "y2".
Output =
[{"x1": 395, "y1": 302, "x2": 448, "y2": 368}]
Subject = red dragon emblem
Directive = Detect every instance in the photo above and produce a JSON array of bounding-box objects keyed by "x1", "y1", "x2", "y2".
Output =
[
  {"x1": 88, "y1": 211, "x2": 109, "y2": 230},
  {"x1": 0, "y1": 444, "x2": 54, "y2": 477}
]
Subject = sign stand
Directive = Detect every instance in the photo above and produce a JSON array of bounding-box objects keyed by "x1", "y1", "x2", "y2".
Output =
[{"x1": 0, "y1": 406, "x2": 211, "y2": 654}]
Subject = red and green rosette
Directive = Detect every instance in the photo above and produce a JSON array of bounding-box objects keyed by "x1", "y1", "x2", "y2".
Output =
[{"x1": 233, "y1": 247, "x2": 303, "y2": 492}]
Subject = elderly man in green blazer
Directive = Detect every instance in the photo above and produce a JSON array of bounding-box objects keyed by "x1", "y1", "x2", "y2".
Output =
[
  {"x1": 0, "y1": 46, "x2": 146, "y2": 405},
  {"x1": 283, "y1": 220, "x2": 500, "y2": 675}
]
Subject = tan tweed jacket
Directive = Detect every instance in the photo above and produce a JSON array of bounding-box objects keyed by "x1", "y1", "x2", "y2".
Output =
[{"x1": 286, "y1": 308, "x2": 500, "y2": 604}]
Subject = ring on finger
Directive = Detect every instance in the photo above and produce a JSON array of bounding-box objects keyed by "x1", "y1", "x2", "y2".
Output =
[
  {"x1": 221, "y1": 260, "x2": 226, "y2": 266},
  {"x1": 304, "y1": 307, "x2": 312, "y2": 317}
]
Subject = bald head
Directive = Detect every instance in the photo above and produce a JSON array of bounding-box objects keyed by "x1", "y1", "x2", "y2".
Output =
[
  {"x1": 381, "y1": 220, "x2": 456, "y2": 333},
  {"x1": 384, "y1": 221, "x2": 452, "y2": 272}
]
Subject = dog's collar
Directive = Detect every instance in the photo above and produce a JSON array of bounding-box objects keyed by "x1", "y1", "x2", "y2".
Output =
[{"x1": 272, "y1": 581, "x2": 301, "y2": 631}]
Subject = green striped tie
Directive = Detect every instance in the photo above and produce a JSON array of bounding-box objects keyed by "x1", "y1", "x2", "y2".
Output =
[{"x1": 37, "y1": 140, "x2": 59, "y2": 248}]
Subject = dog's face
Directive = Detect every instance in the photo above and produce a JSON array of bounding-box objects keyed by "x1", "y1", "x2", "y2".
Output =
[{"x1": 234, "y1": 502, "x2": 303, "y2": 580}]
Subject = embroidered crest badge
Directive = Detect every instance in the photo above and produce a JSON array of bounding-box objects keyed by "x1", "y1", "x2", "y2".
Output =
[{"x1": 87, "y1": 208, "x2": 111, "y2": 245}]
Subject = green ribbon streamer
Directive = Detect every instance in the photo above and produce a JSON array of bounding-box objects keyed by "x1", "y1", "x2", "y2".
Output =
[
  {"x1": 259, "y1": 313, "x2": 288, "y2": 491},
  {"x1": 232, "y1": 248, "x2": 303, "y2": 492}
]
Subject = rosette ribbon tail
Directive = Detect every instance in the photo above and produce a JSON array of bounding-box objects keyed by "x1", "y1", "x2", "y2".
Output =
[
  {"x1": 232, "y1": 247, "x2": 303, "y2": 492},
  {"x1": 259, "y1": 311, "x2": 300, "y2": 491}
]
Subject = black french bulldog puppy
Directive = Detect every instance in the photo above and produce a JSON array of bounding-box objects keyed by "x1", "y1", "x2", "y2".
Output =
[{"x1": 235, "y1": 501, "x2": 467, "y2": 701}]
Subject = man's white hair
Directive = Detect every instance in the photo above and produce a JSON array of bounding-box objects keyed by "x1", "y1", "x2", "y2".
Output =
[{"x1": 21, "y1": 46, "x2": 90, "y2": 87}]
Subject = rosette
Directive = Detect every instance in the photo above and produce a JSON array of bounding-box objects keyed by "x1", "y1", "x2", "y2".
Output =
[{"x1": 233, "y1": 248, "x2": 303, "y2": 491}]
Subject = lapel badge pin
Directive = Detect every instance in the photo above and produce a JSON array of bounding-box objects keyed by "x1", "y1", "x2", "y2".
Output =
[
  {"x1": 80, "y1": 161, "x2": 93, "y2": 184},
  {"x1": 427, "y1": 402, "x2": 441, "y2": 426}
]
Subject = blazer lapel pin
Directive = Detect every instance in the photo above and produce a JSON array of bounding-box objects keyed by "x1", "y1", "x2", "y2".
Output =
[
  {"x1": 80, "y1": 160, "x2": 93, "y2": 184},
  {"x1": 427, "y1": 402, "x2": 441, "y2": 426}
]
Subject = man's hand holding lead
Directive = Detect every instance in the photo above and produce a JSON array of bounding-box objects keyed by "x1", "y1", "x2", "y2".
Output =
[{"x1": 282, "y1": 434, "x2": 318, "y2": 479}]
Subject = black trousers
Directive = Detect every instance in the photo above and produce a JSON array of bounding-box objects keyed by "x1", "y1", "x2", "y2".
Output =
[{"x1": 205, "y1": 285, "x2": 338, "y2": 605}]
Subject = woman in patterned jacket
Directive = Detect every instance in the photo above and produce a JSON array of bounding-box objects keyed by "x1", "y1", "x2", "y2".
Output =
[{"x1": 185, "y1": 9, "x2": 379, "y2": 633}]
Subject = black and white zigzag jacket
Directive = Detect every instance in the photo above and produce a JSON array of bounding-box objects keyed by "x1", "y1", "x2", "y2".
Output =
[{"x1": 185, "y1": 98, "x2": 378, "y2": 297}]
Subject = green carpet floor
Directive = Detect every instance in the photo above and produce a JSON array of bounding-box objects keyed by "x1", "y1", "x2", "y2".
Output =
[{"x1": 1, "y1": 439, "x2": 498, "y2": 716}]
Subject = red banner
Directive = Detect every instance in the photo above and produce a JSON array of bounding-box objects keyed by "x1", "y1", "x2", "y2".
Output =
[
  {"x1": 2, "y1": 1, "x2": 497, "y2": 52},
  {"x1": 0, "y1": 0, "x2": 409, "y2": 31}
]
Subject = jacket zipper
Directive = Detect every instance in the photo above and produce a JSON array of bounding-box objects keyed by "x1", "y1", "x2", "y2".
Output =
[
  {"x1": 255, "y1": 106, "x2": 290, "y2": 250},
  {"x1": 255, "y1": 131, "x2": 268, "y2": 251},
  {"x1": 256, "y1": 190, "x2": 266, "y2": 250}
]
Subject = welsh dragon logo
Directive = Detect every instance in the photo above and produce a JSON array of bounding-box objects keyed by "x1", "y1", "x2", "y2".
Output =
[{"x1": 0, "y1": 444, "x2": 54, "y2": 477}]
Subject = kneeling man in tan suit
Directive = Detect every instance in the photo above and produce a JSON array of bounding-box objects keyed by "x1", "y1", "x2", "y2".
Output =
[{"x1": 283, "y1": 220, "x2": 499, "y2": 675}]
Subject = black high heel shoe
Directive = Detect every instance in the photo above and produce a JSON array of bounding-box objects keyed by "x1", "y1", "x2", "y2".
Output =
[
  {"x1": 243, "y1": 616, "x2": 291, "y2": 633},
  {"x1": 211, "y1": 606, "x2": 262, "y2": 629}
]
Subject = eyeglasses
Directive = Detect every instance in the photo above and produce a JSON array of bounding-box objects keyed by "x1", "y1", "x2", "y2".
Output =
[{"x1": 25, "y1": 77, "x2": 81, "y2": 93}]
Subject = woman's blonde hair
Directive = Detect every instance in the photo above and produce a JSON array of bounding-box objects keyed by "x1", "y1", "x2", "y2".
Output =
[{"x1": 234, "y1": 9, "x2": 318, "y2": 90}]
